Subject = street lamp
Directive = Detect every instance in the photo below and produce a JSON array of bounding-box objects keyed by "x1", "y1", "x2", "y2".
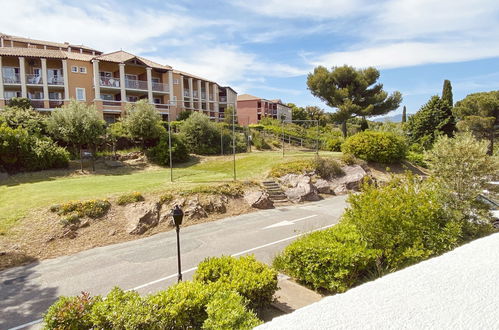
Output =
[{"x1": 171, "y1": 205, "x2": 184, "y2": 282}]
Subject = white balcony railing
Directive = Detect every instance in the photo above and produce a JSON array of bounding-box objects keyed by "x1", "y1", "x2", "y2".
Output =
[
  {"x1": 3, "y1": 74, "x2": 21, "y2": 84},
  {"x1": 193, "y1": 91, "x2": 199, "y2": 98},
  {"x1": 154, "y1": 103, "x2": 170, "y2": 110},
  {"x1": 125, "y1": 79, "x2": 148, "y2": 90},
  {"x1": 26, "y1": 74, "x2": 43, "y2": 84},
  {"x1": 201, "y1": 92, "x2": 206, "y2": 100},
  {"x1": 152, "y1": 82, "x2": 169, "y2": 92},
  {"x1": 48, "y1": 75, "x2": 64, "y2": 85},
  {"x1": 100, "y1": 76, "x2": 120, "y2": 88},
  {"x1": 183, "y1": 89, "x2": 190, "y2": 97}
]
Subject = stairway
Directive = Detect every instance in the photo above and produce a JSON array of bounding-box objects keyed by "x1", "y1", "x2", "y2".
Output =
[{"x1": 262, "y1": 180, "x2": 288, "y2": 203}]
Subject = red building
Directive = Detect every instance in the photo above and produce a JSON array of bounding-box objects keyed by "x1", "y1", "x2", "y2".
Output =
[{"x1": 236, "y1": 93, "x2": 292, "y2": 125}]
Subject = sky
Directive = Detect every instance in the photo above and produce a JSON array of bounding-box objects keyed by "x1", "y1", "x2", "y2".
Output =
[{"x1": 1, "y1": 0, "x2": 499, "y2": 116}]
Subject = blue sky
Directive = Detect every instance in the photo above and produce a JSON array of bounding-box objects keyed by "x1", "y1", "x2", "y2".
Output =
[{"x1": 2, "y1": 0, "x2": 499, "y2": 115}]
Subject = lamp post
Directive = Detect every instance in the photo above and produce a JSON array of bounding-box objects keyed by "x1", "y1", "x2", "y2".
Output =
[{"x1": 171, "y1": 205, "x2": 184, "y2": 282}]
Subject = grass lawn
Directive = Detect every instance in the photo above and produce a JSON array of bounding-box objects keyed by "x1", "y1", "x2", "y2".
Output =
[{"x1": 0, "y1": 151, "x2": 340, "y2": 235}]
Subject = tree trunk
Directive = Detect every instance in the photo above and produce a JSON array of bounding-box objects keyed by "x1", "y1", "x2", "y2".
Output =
[
  {"x1": 341, "y1": 121, "x2": 347, "y2": 138},
  {"x1": 79, "y1": 147, "x2": 83, "y2": 172}
]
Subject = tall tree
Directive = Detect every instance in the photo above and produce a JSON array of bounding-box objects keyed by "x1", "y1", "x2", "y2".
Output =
[
  {"x1": 406, "y1": 96, "x2": 455, "y2": 148},
  {"x1": 47, "y1": 100, "x2": 105, "y2": 170},
  {"x1": 122, "y1": 99, "x2": 164, "y2": 148},
  {"x1": 402, "y1": 106, "x2": 407, "y2": 123},
  {"x1": 287, "y1": 103, "x2": 308, "y2": 122},
  {"x1": 307, "y1": 65, "x2": 402, "y2": 137},
  {"x1": 441, "y1": 80, "x2": 453, "y2": 107},
  {"x1": 453, "y1": 91, "x2": 499, "y2": 155}
]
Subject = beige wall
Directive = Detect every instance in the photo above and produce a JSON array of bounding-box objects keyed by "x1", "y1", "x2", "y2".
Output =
[{"x1": 67, "y1": 59, "x2": 93, "y2": 103}]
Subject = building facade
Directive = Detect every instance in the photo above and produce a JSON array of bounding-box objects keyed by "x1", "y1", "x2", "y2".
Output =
[
  {"x1": 236, "y1": 94, "x2": 292, "y2": 125},
  {"x1": 0, "y1": 33, "x2": 237, "y2": 123}
]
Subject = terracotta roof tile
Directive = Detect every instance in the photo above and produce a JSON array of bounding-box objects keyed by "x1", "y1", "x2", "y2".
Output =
[
  {"x1": 0, "y1": 32, "x2": 99, "y2": 52},
  {"x1": 237, "y1": 94, "x2": 261, "y2": 101},
  {"x1": 95, "y1": 50, "x2": 171, "y2": 70},
  {"x1": 0, "y1": 47, "x2": 66, "y2": 58}
]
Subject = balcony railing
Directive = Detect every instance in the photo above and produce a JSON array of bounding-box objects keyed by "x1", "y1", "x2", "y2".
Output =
[
  {"x1": 220, "y1": 96, "x2": 227, "y2": 102},
  {"x1": 30, "y1": 100, "x2": 45, "y2": 108},
  {"x1": 154, "y1": 103, "x2": 170, "y2": 110},
  {"x1": 201, "y1": 92, "x2": 206, "y2": 100},
  {"x1": 209, "y1": 94, "x2": 214, "y2": 101},
  {"x1": 183, "y1": 90, "x2": 190, "y2": 97},
  {"x1": 102, "y1": 100, "x2": 122, "y2": 107},
  {"x1": 48, "y1": 75, "x2": 64, "y2": 85},
  {"x1": 125, "y1": 79, "x2": 148, "y2": 90},
  {"x1": 100, "y1": 76, "x2": 120, "y2": 88},
  {"x1": 3, "y1": 74, "x2": 21, "y2": 84},
  {"x1": 49, "y1": 100, "x2": 64, "y2": 108},
  {"x1": 26, "y1": 74, "x2": 43, "y2": 85},
  {"x1": 193, "y1": 91, "x2": 198, "y2": 98},
  {"x1": 152, "y1": 82, "x2": 169, "y2": 92}
]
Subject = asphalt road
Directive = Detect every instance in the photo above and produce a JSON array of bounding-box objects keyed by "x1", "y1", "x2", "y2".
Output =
[{"x1": 0, "y1": 195, "x2": 348, "y2": 329}]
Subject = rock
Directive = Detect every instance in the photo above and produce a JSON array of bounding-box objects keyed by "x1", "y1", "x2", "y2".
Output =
[
  {"x1": 314, "y1": 179, "x2": 332, "y2": 194},
  {"x1": 60, "y1": 229, "x2": 77, "y2": 239},
  {"x1": 125, "y1": 201, "x2": 160, "y2": 235},
  {"x1": 118, "y1": 151, "x2": 143, "y2": 161},
  {"x1": 0, "y1": 251, "x2": 6, "y2": 256},
  {"x1": 79, "y1": 219, "x2": 90, "y2": 228},
  {"x1": 333, "y1": 184, "x2": 348, "y2": 195},
  {"x1": 0, "y1": 172, "x2": 8, "y2": 181},
  {"x1": 329, "y1": 165, "x2": 368, "y2": 192},
  {"x1": 279, "y1": 174, "x2": 311, "y2": 188},
  {"x1": 201, "y1": 195, "x2": 228, "y2": 213},
  {"x1": 285, "y1": 182, "x2": 321, "y2": 203},
  {"x1": 104, "y1": 160, "x2": 124, "y2": 168},
  {"x1": 108, "y1": 229, "x2": 117, "y2": 236},
  {"x1": 244, "y1": 191, "x2": 274, "y2": 209},
  {"x1": 45, "y1": 236, "x2": 56, "y2": 243},
  {"x1": 184, "y1": 197, "x2": 208, "y2": 220}
]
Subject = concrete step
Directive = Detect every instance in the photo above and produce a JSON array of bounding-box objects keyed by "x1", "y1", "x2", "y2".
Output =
[{"x1": 272, "y1": 274, "x2": 323, "y2": 313}]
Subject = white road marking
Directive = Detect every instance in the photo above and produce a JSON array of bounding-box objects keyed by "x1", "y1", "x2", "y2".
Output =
[
  {"x1": 9, "y1": 221, "x2": 335, "y2": 330},
  {"x1": 263, "y1": 214, "x2": 318, "y2": 229}
]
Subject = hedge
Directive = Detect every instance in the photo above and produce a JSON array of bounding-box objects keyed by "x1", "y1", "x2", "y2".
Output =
[{"x1": 341, "y1": 131, "x2": 407, "y2": 163}]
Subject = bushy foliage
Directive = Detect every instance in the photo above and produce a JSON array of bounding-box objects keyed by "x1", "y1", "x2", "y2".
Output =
[
  {"x1": 251, "y1": 130, "x2": 271, "y2": 150},
  {"x1": 0, "y1": 105, "x2": 47, "y2": 135},
  {"x1": 147, "y1": 133, "x2": 190, "y2": 165},
  {"x1": 57, "y1": 199, "x2": 111, "y2": 219},
  {"x1": 0, "y1": 123, "x2": 69, "y2": 172},
  {"x1": 323, "y1": 136, "x2": 343, "y2": 151},
  {"x1": 194, "y1": 255, "x2": 278, "y2": 309},
  {"x1": 313, "y1": 156, "x2": 344, "y2": 179},
  {"x1": 341, "y1": 131, "x2": 407, "y2": 163},
  {"x1": 274, "y1": 223, "x2": 380, "y2": 293},
  {"x1": 122, "y1": 100, "x2": 164, "y2": 147},
  {"x1": 343, "y1": 177, "x2": 462, "y2": 272},
  {"x1": 340, "y1": 153, "x2": 359, "y2": 166},
  {"x1": 406, "y1": 95, "x2": 455, "y2": 148},
  {"x1": 180, "y1": 112, "x2": 222, "y2": 155},
  {"x1": 116, "y1": 192, "x2": 144, "y2": 205},
  {"x1": 177, "y1": 110, "x2": 193, "y2": 121},
  {"x1": 8, "y1": 97, "x2": 33, "y2": 109},
  {"x1": 43, "y1": 292, "x2": 98, "y2": 330},
  {"x1": 269, "y1": 159, "x2": 315, "y2": 177}
]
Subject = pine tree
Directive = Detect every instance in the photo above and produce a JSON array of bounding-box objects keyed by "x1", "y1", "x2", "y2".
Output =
[
  {"x1": 402, "y1": 106, "x2": 407, "y2": 123},
  {"x1": 442, "y1": 80, "x2": 453, "y2": 107}
]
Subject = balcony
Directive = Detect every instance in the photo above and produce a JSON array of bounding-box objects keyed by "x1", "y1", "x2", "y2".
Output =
[
  {"x1": 3, "y1": 74, "x2": 21, "y2": 84},
  {"x1": 209, "y1": 94, "x2": 214, "y2": 101},
  {"x1": 49, "y1": 99, "x2": 64, "y2": 108},
  {"x1": 220, "y1": 96, "x2": 227, "y2": 102},
  {"x1": 193, "y1": 91, "x2": 199, "y2": 98},
  {"x1": 201, "y1": 92, "x2": 206, "y2": 100},
  {"x1": 102, "y1": 100, "x2": 122, "y2": 107},
  {"x1": 26, "y1": 74, "x2": 43, "y2": 85},
  {"x1": 152, "y1": 82, "x2": 169, "y2": 92},
  {"x1": 154, "y1": 103, "x2": 170, "y2": 110},
  {"x1": 125, "y1": 79, "x2": 148, "y2": 90},
  {"x1": 48, "y1": 75, "x2": 64, "y2": 85},
  {"x1": 30, "y1": 99, "x2": 45, "y2": 108},
  {"x1": 183, "y1": 89, "x2": 190, "y2": 97},
  {"x1": 100, "y1": 76, "x2": 120, "y2": 88}
]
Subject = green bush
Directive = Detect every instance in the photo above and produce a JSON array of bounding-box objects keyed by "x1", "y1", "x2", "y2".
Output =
[
  {"x1": 274, "y1": 223, "x2": 380, "y2": 293},
  {"x1": 43, "y1": 292, "x2": 98, "y2": 330},
  {"x1": 116, "y1": 192, "x2": 145, "y2": 205},
  {"x1": 313, "y1": 157, "x2": 344, "y2": 179},
  {"x1": 57, "y1": 199, "x2": 111, "y2": 219},
  {"x1": 180, "y1": 112, "x2": 222, "y2": 155},
  {"x1": 341, "y1": 131, "x2": 407, "y2": 163},
  {"x1": 251, "y1": 131, "x2": 271, "y2": 150},
  {"x1": 194, "y1": 255, "x2": 278, "y2": 309},
  {"x1": 406, "y1": 151, "x2": 426, "y2": 167},
  {"x1": 340, "y1": 153, "x2": 358, "y2": 165},
  {"x1": 343, "y1": 177, "x2": 462, "y2": 272},
  {"x1": 147, "y1": 133, "x2": 190, "y2": 165},
  {"x1": 323, "y1": 137, "x2": 343, "y2": 151},
  {"x1": 60, "y1": 213, "x2": 80, "y2": 227},
  {"x1": 269, "y1": 159, "x2": 315, "y2": 177},
  {"x1": 27, "y1": 137, "x2": 70, "y2": 171}
]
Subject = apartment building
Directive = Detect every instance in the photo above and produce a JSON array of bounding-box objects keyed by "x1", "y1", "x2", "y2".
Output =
[
  {"x1": 0, "y1": 33, "x2": 237, "y2": 123},
  {"x1": 236, "y1": 94, "x2": 292, "y2": 125}
]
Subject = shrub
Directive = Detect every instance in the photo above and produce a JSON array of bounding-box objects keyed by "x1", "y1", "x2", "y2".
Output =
[
  {"x1": 274, "y1": 223, "x2": 380, "y2": 293},
  {"x1": 194, "y1": 255, "x2": 278, "y2": 309},
  {"x1": 26, "y1": 137, "x2": 70, "y2": 171},
  {"x1": 159, "y1": 192, "x2": 174, "y2": 204},
  {"x1": 203, "y1": 290, "x2": 262, "y2": 329},
  {"x1": 313, "y1": 157, "x2": 344, "y2": 179},
  {"x1": 251, "y1": 131, "x2": 271, "y2": 150},
  {"x1": 406, "y1": 151, "x2": 426, "y2": 167},
  {"x1": 269, "y1": 160, "x2": 314, "y2": 177},
  {"x1": 57, "y1": 199, "x2": 111, "y2": 219},
  {"x1": 341, "y1": 153, "x2": 358, "y2": 165},
  {"x1": 122, "y1": 100, "x2": 164, "y2": 148},
  {"x1": 0, "y1": 105, "x2": 47, "y2": 135},
  {"x1": 116, "y1": 192, "x2": 144, "y2": 205},
  {"x1": 147, "y1": 133, "x2": 190, "y2": 165},
  {"x1": 180, "y1": 112, "x2": 222, "y2": 155},
  {"x1": 341, "y1": 131, "x2": 407, "y2": 163},
  {"x1": 49, "y1": 204, "x2": 60, "y2": 213},
  {"x1": 60, "y1": 213, "x2": 80, "y2": 227},
  {"x1": 323, "y1": 137, "x2": 343, "y2": 151},
  {"x1": 43, "y1": 292, "x2": 99, "y2": 330},
  {"x1": 342, "y1": 177, "x2": 462, "y2": 272}
]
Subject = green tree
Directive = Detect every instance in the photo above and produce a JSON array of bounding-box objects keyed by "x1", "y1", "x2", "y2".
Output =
[
  {"x1": 7, "y1": 97, "x2": 33, "y2": 110},
  {"x1": 453, "y1": 91, "x2": 499, "y2": 155},
  {"x1": 223, "y1": 105, "x2": 236, "y2": 124},
  {"x1": 180, "y1": 112, "x2": 221, "y2": 155},
  {"x1": 406, "y1": 95, "x2": 455, "y2": 148},
  {"x1": 47, "y1": 100, "x2": 105, "y2": 170},
  {"x1": 122, "y1": 99, "x2": 164, "y2": 148},
  {"x1": 402, "y1": 106, "x2": 407, "y2": 123},
  {"x1": 442, "y1": 79, "x2": 453, "y2": 107},
  {"x1": 307, "y1": 65, "x2": 402, "y2": 137},
  {"x1": 287, "y1": 103, "x2": 309, "y2": 122},
  {"x1": 426, "y1": 132, "x2": 497, "y2": 224},
  {"x1": 0, "y1": 105, "x2": 47, "y2": 135},
  {"x1": 177, "y1": 110, "x2": 192, "y2": 121}
]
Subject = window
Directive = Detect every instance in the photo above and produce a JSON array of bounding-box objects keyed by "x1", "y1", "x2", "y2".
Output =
[
  {"x1": 49, "y1": 92, "x2": 63, "y2": 100},
  {"x1": 76, "y1": 88, "x2": 86, "y2": 101},
  {"x1": 101, "y1": 94, "x2": 114, "y2": 101},
  {"x1": 71, "y1": 66, "x2": 78, "y2": 73},
  {"x1": 4, "y1": 91, "x2": 21, "y2": 99},
  {"x1": 125, "y1": 74, "x2": 138, "y2": 81},
  {"x1": 173, "y1": 79, "x2": 180, "y2": 85},
  {"x1": 127, "y1": 96, "x2": 138, "y2": 102},
  {"x1": 79, "y1": 67, "x2": 87, "y2": 74},
  {"x1": 152, "y1": 78, "x2": 160, "y2": 83},
  {"x1": 99, "y1": 71, "x2": 112, "y2": 78},
  {"x1": 28, "y1": 91, "x2": 43, "y2": 99},
  {"x1": 153, "y1": 98, "x2": 161, "y2": 104}
]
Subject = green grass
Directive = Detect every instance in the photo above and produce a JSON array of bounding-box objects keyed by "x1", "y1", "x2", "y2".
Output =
[{"x1": 0, "y1": 151, "x2": 340, "y2": 234}]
